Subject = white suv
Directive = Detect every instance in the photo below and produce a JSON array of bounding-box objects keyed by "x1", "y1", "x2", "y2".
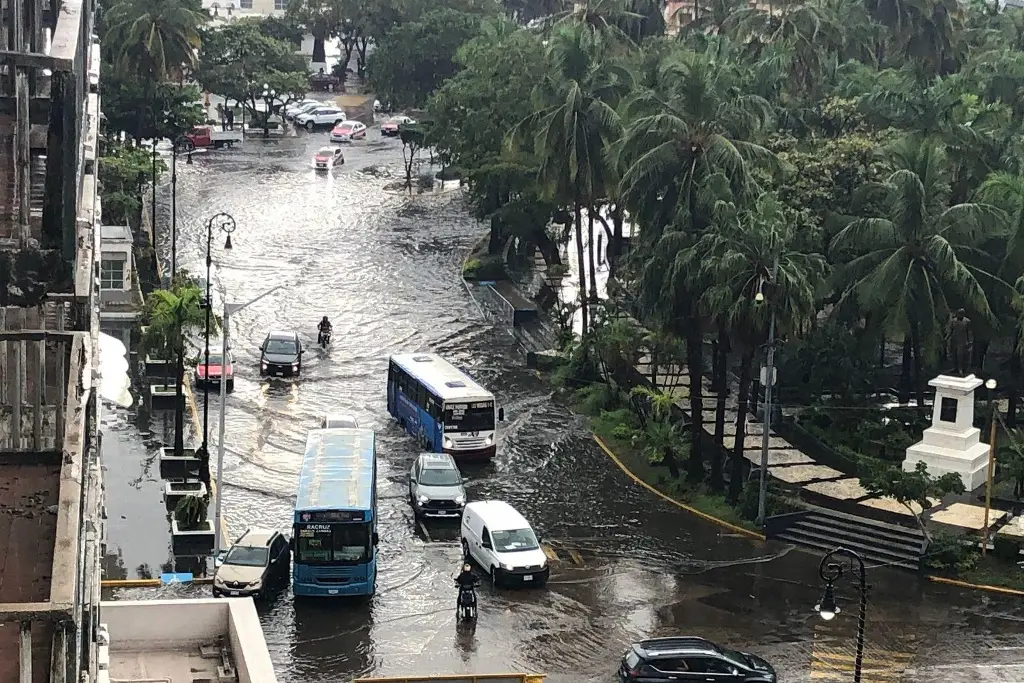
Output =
[{"x1": 295, "y1": 106, "x2": 346, "y2": 130}]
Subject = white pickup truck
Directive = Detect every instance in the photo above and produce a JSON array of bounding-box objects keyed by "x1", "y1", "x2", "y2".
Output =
[{"x1": 185, "y1": 126, "x2": 243, "y2": 149}]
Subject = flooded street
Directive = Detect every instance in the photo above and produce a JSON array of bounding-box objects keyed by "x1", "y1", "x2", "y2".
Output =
[{"x1": 104, "y1": 126, "x2": 1024, "y2": 683}]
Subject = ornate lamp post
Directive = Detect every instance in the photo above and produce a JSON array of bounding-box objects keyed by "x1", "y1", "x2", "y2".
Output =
[
  {"x1": 170, "y1": 136, "x2": 195, "y2": 284},
  {"x1": 201, "y1": 213, "x2": 236, "y2": 486},
  {"x1": 815, "y1": 547, "x2": 868, "y2": 683}
]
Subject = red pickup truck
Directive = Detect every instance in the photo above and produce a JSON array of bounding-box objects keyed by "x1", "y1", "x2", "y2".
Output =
[{"x1": 185, "y1": 126, "x2": 243, "y2": 149}]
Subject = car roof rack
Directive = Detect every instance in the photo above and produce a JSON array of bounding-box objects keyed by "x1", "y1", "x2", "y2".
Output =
[{"x1": 639, "y1": 637, "x2": 717, "y2": 653}]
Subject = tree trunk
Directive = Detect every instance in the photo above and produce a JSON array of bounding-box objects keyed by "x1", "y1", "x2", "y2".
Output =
[
  {"x1": 356, "y1": 36, "x2": 370, "y2": 78},
  {"x1": 534, "y1": 226, "x2": 562, "y2": 267},
  {"x1": 173, "y1": 350, "x2": 186, "y2": 456},
  {"x1": 685, "y1": 323, "x2": 704, "y2": 481},
  {"x1": 587, "y1": 210, "x2": 598, "y2": 302},
  {"x1": 911, "y1": 322, "x2": 924, "y2": 407},
  {"x1": 574, "y1": 198, "x2": 589, "y2": 338},
  {"x1": 711, "y1": 327, "x2": 730, "y2": 491},
  {"x1": 340, "y1": 37, "x2": 356, "y2": 71},
  {"x1": 312, "y1": 34, "x2": 327, "y2": 64},
  {"x1": 729, "y1": 351, "x2": 754, "y2": 502},
  {"x1": 663, "y1": 443, "x2": 681, "y2": 480},
  {"x1": 899, "y1": 336, "x2": 912, "y2": 403},
  {"x1": 488, "y1": 215, "x2": 502, "y2": 255},
  {"x1": 1010, "y1": 342, "x2": 1021, "y2": 427},
  {"x1": 610, "y1": 204, "x2": 624, "y2": 279}
]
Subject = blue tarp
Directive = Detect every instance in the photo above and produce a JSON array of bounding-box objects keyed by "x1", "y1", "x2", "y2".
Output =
[{"x1": 295, "y1": 428, "x2": 376, "y2": 512}]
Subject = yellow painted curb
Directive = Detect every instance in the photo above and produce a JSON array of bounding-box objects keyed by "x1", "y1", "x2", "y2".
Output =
[
  {"x1": 926, "y1": 574, "x2": 1024, "y2": 597},
  {"x1": 593, "y1": 435, "x2": 766, "y2": 541},
  {"x1": 182, "y1": 375, "x2": 230, "y2": 544},
  {"x1": 102, "y1": 578, "x2": 214, "y2": 588}
]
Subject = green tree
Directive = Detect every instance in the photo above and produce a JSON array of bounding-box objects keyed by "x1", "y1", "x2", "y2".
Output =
[
  {"x1": 860, "y1": 461, "x2": 966, "y2": 541},
  {"x1": 831, "y1": 137, "x2": 1005, "y2": 404},
  {"x1": 368, "y1": 9, "x2": 487, "y2": 109},
  {"x1": 103, "y1": 0, "x2": 207, "y2": 80},
  {"x1": 141, "y1": 283, "x2": 216, "y2": 487},
  {"x1": 286, "y1": 0, "x2": 341, "y2": 64},
  {"x1": 99, "y1": 144, "x2": 165, "y2": 224},
  {"x1": 102, "y1": 69, "x2": 206, "y2": 145}
]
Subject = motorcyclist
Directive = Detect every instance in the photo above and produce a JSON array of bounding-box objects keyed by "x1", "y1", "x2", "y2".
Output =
[
  {"x1": 317, "y1": 316, "x2": 332, "y2": 343},
  {"x1": 455, "y1": 563, "x2": 480, "y2": 591}
]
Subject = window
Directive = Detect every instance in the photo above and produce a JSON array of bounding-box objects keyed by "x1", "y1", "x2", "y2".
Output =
[
  {"x1": 419, "y1": 467, "x2": 460, "y2": 486},
  {"x1": 481, "y1": 526, "x2": 492, "y2": 548},
  {"x1": 491, "y1": 528, "x2": 539, "y2": 553},
  {"x1": 100, "y1": 258, "x2": 125, "y2": 290},
  {"x1": 224, "y1": 546, "x2": 268, "y2": 567},
  {"x1": 685, "y1": 657, "x2": 734, "y2": 674},
  {"x1": 940, "y1": 397, "x2": 958, "y2": 423},
  {"x1": 651, "y1": 658, "x2": 687, "y2": 672},
  {"x1": 239, "y1": 0, "x2": 252, "y2": 7},
  {"x1": 274, "y1": 0, "x2": 286, "y2": 9}
]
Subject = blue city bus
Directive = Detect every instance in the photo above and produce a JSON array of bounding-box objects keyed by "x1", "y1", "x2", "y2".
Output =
[
  {"x1": 292, "y1": 428, "x2": 378, "y2": 597},
  {"x1": 387, "y1": 353, "x2": 501, "y2": 461}
]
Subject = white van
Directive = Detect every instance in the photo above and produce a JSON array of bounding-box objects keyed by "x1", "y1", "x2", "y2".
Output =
[{"x1": 460, "y1": 500, "x2": 549, "y2": 587}]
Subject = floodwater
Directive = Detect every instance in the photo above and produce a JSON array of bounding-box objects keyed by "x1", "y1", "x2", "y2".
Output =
[{"x1": 103, "y1": 124, "x2": 1024, "y2": 683}]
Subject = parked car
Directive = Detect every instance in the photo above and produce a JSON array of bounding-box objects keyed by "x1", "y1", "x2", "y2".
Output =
[
  {"x1": 212, "y1": 528, "x2": 291, "y2": 599},
  {"x1": 194, "y1": 350, "x2": 234, "y2": 391},
  {"x1": 380, "y1": 115, "x2": 415, "y2": 137},
  {"x1": 259, "y1": 330, "x2": 303, "y2": 377},
  {"x1": 618, "y1": 637, "x2": 777, "y2": 683},
  {"x1": 284, "y1": 99, "x2": 322, "y2": 119},
  {"x1": 461, "y1": 500, "x2": 548, "y2": 586},
  {"x1": 330, "y1": 120, "x2": 367, "y2": 142},
  {"x1": 322, "y1": 414, "x2": 359, "y2": 429},
  {"x1": 295, "y1": 106, "x2": 346, "y2": 130},
  {"x1": 312, "y1": 146, "x2": 344, "y2": 171},
  {"x1": 410, "y1": 453, "x2": 466, "y2": 519}
]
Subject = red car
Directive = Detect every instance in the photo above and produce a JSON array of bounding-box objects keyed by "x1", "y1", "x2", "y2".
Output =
[
  {"x1": 195, "y1": 351, "x2": 234, "y2": 391},
  {"x1": 380, "y1": 115, "x2": 415, "y2": 137}
]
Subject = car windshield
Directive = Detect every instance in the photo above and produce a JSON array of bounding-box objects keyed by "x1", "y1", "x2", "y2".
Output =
[
  {"x1": 419, "y1": 467, "x2": 460, "y2": 486},
  {"x1": 386, "y1": 118, "x2": 403, "y2": 125},
  {"x1": 340, "y1": 123, "x2": 355, "y2": 130},
  {"x1": 202, "y1": 354, "x2": 223, "y2": 366},
  {"x1": 317, "y1": 148, "x2": 334, "y2": 155},
  {"x1": 719, "y1": 648, "x2": 752, "y2": 668},
  {"x1": 491, "y1": 528, "x2": 539, "y2": 552},
  {"x1": 224, "y1": 546, "x2": 269, "y2": 567},
  {"x1": 265, "y1": 339, "x2": 297, "y2": 354}
]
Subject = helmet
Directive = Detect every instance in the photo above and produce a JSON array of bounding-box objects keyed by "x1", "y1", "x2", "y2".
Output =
[
  {"x1": 322, "y1": 316, "x2": 329, "y2": 322},
  {"x1": 463, "y1": 564, "x2": 472, "y2": 573}
]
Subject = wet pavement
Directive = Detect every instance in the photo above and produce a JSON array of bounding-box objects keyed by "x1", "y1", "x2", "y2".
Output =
[{"x1": 102, "y1": 125, "x2": 1024, "y2": 682}]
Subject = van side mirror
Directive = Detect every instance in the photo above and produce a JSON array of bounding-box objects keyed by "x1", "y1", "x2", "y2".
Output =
[
  {"x1": 482, "y1": 538, "x2": 492, "y2": 549},
  {"x1": 372, "y1": 532, "x2": 379, "y2": 546},
  {"x1": 498, "y1": 407, "x2": 505, "y2": 422}
]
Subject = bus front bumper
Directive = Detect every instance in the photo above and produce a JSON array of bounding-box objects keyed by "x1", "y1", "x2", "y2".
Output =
[
  {"x1": 293, "y1": 580, "x2": 373, "y2": 597},
  {"x1": 445, "y1": 444, "x2": 497, "y2": 461}
]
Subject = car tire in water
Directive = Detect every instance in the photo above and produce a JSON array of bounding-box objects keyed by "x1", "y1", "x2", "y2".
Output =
[{"x1": 305, "y1": 120, "x2": 315, "y2": 130}]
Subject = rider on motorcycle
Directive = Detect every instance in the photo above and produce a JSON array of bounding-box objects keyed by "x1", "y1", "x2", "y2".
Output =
[
  {"x1": 317, "y1": 316, "x2": 332, "y2": 343},
  {"x1": 455, "y1": 563, "x2": 480, "y2": 590}
]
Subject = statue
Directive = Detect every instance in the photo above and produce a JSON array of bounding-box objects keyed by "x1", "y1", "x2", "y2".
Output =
[{"x1": 947, "y1": 309, "x2": 973, "y2": 376}]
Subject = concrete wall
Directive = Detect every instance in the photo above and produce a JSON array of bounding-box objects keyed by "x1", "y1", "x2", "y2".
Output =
[{"x1": 100, "y1": 599, "x2": 279, "y2": 682}]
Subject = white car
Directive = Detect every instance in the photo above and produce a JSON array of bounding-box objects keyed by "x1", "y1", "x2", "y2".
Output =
[
  {"x1": 295, "y1": 106, "x2": 346, "y2": 130},
  {"x1": 284, "y1": 99, "x2": 322, "y2": 119},
  {"x1": 330, "y1": 120, "x2": 367, "y2": 142}
]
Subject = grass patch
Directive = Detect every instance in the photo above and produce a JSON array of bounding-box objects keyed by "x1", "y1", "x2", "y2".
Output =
[
  {"x1": 583, "y1": 401, "x2": 760, "y2": 533},
  {"x1": 956, "y1": 553, "x2": 1024, "y2": 592}
]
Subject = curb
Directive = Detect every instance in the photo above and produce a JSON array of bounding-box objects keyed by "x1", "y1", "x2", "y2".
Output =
[
  {"x1": 592, "y1": 435, "x2": 766, "y2": 541},
  {"x1": 182, "y1": 375, "x2": 231, "y2": 544},
  {"x1": 460, "y1": 230, "x2": 489, "y2": 320},
  {"x1": 926, "y1": 574, "x2": 1024, "y2": 597},
  {"x1": 102, "y1": 578, "x2": 214, "y2": 588}
]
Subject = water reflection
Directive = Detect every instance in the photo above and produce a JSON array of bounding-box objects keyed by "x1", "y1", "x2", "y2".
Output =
[{"x1": 291, "y1": 600, "x2": 375, "y2": 682}]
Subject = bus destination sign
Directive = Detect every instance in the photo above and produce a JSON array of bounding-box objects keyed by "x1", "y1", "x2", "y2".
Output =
[{"x1": 299, "y1": 510, "x2": 364, "y2": 523}]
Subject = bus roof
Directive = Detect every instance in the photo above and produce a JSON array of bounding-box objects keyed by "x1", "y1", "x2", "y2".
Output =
[
  {"x1": 296, "y1": 428, "x2": 375, "y2": 512},
  {"x1": 389, "y1": 353, "x2": 493, "y2": 402}
]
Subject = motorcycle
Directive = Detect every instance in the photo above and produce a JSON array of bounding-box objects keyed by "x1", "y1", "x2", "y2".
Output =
[
  {"x1": 318, "y1": 329, "x2": 331, "y2": 349},
  {"x1": 455, "y1": 580, "x2": 478, "y2": 621}
]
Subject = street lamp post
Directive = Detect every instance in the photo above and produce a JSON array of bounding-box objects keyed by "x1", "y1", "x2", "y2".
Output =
[
  {"x1": 815, "y1": 547, "x2": 868, "y2": 683},
  {"x1": 756, "y1": 253, "x2": 780, "y2": 527},
  {"x1": 260, "y1": 84, "x2": 282, "y2": 138},
  {"x1": 214, "y1": 284, "x2": 285, "y2": 558},
  {"x1": 982, "y1": 377, "x2": 999, "y2": 554},
  {"x1": 170, "y1": 136, "x2": 195, "y2": 284},
  {"x1": 201, "y1": 213, "x2": 236, "y2": 488}
]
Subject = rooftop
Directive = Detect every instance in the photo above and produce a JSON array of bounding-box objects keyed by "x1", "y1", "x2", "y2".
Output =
[
  {"x1": 297, "y1": 428, "x2": 375, "y2": 511},
  {"x1": 100, "y1": 224, "x2": 133, "y2": 243},
  {"x1": 100, "y1": 599, "x2": 278, "y2": 683}
]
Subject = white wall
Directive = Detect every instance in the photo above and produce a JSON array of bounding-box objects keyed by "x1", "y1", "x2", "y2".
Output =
[{"x1": 227, "y1": 599, "x2": 278, "y2": 683}]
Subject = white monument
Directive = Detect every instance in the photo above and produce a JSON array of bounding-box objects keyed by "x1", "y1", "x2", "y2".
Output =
[{"x1": 903, "y1": 374, "x2": 991, "y2": 491}]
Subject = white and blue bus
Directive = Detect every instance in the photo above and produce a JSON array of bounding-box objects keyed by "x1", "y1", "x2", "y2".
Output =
[
  {"x1": 387, "y1": 353, "x2": 501, "y2": 461},
  {"x1": 292, "y1": 428, "x2": 378, "y2": 597}
]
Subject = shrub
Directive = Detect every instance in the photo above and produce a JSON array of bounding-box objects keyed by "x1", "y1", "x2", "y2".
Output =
[
  {"x1": 992, "y1": 535, "x2": 1022, "y2": 564},
  {"x1": 925, "y1": 532, "x2": 979, "y2": 574},
  {"x1": 575, "y1": 382, "x2": 621, "y2": 415},
  {"x1": 173, "y1": 494, "x2": 208, "y2": 531},
  {"x1": 462, "y1": 254, "x2": 507, "y2": 281},
  {"x1": 737, "y1": 480, "x2": 801, "y2": 522}
]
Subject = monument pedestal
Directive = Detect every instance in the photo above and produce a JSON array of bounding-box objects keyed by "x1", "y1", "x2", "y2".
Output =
[{"x1": 902, "y1": 374, "x2": 991, "y2": 491}]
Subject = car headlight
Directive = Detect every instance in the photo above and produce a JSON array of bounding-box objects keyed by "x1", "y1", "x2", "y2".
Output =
[
  {"x1": 291, "y1": 363, "x2": 299, "y2": 370},
  {"x1": 499, "y1": 562, "x2": 510, "y2": 570},
  {"x1": 248, "y1": 579, "x2": 262, "y2": 588},
  {"x1": 444, "y1": 438, "x2": 453, "y2": 449},
  {"x1": 455, "y1": 494, "x2": 465, "y2": 505},
  {"x1": 417, "y1": 495, "x2": 429, "y2": 504},
  {"x1": 260, "y1": 362, "x2": 267, "y2": 368},
  {"x1": 485, "y1": 434, "x2": 493, "y2": 445},
  {"x1": 213, "y1": 575, "x2": 225, "y2": 587}
]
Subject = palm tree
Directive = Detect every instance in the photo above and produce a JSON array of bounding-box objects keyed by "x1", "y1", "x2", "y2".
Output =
[
  {"x1": 697, "y1": 195, "x2": 827, "y2": 499},
  {"x1": 142, "y1": 283, "x2": 213, "y2": 482},
  {"x1": 831, "y1": 137, "x2": 1005, "y2": 404},
  {"x1": 104, "y1": 0, "x2": 206, "y2": 80},
  {"x1": 511, "y1": 26, "x2": 631, "y2": 338}
]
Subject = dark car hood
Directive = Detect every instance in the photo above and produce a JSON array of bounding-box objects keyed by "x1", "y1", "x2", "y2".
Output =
[{"x1": 263, "y1": 352, "x2": 298, "y2": 364}]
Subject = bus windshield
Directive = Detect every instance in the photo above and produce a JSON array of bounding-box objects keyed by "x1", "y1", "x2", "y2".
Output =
[
  {"x1": 295, "y1": 522, "x2": 371, "y2": 565},
  {"x1": 444, "y1": 403, "x2": 494, "y2": 432}
]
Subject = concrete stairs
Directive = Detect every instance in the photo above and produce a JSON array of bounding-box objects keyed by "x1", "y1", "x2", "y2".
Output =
[{"x1": 769, "y1": 505, "x2": 928, "y2": 571}]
